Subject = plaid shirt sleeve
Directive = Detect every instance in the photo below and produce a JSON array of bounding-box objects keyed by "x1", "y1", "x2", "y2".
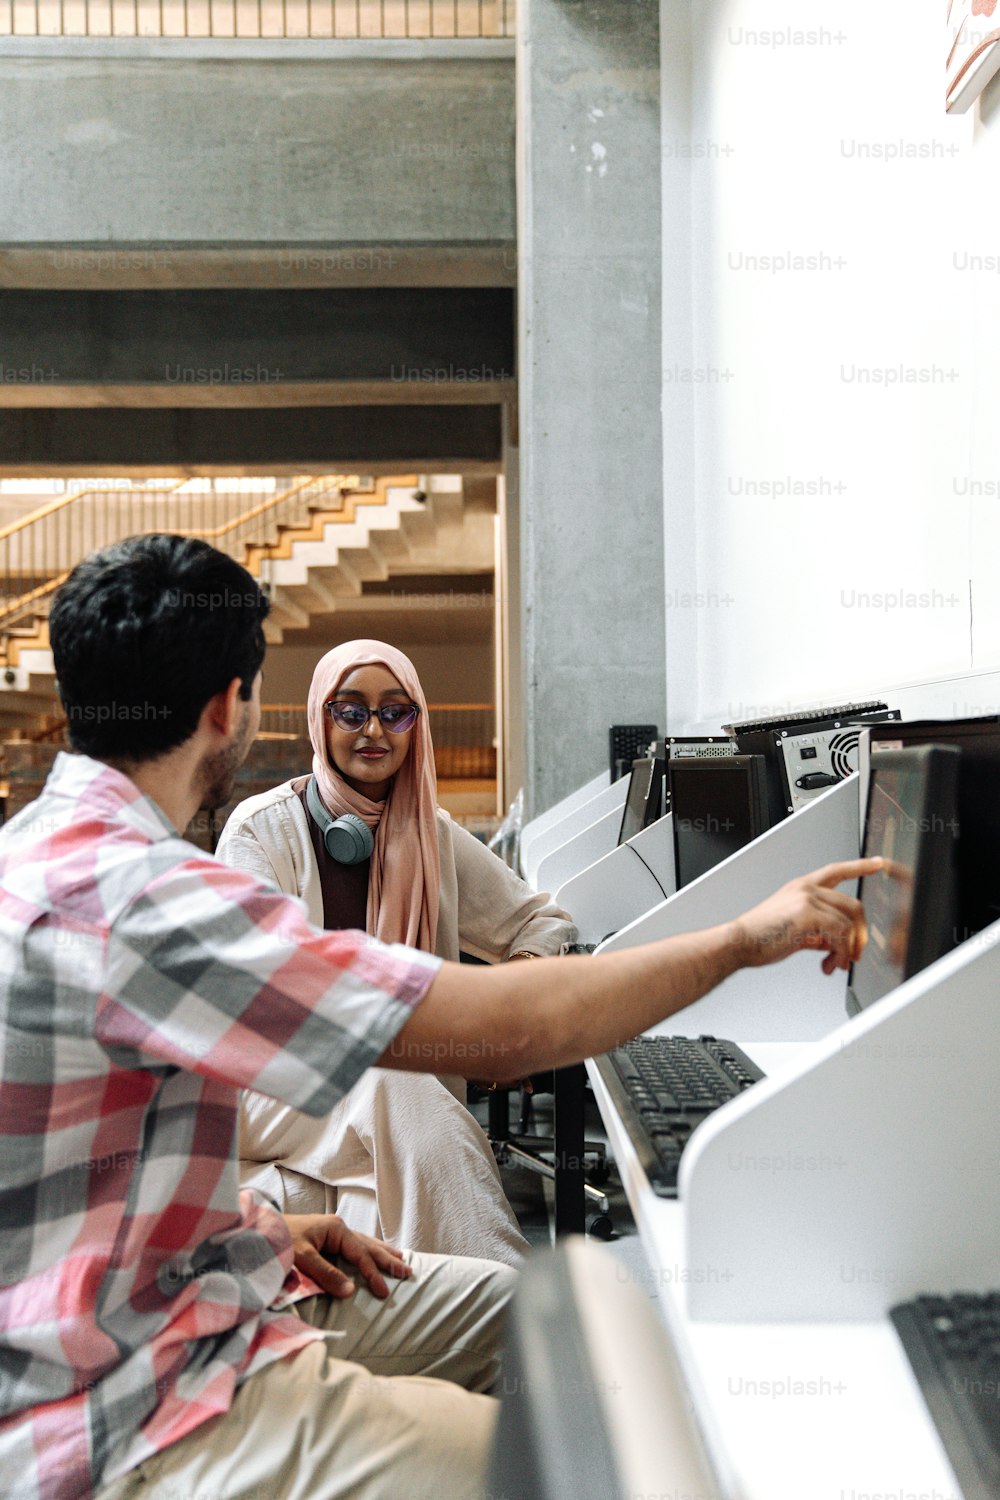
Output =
[{"x1": 102, "y1": 855, "x2": 440, "y2": 1115}]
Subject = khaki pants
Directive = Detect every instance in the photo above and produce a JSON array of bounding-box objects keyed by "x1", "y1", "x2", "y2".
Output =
[
  {"x1": 240, "y1": 1071, "x2": 529, "y2": 1268},
  {"x1": 97, "y1": 1250, "x2": 515, "y2": 1500}
]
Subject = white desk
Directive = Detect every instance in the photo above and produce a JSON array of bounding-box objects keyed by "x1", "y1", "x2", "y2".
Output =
[
  {"x1": 587, "y1": 1037, "x2": 965, "y2": 1500},
  {"x1": 571, "y1": 754, "x2": 1000, "y2": 1497}
]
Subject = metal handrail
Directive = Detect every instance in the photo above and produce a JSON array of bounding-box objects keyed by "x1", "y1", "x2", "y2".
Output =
[
  {"x1": 0, "y1": 474, "x2": 351, "y2": 548},
  {"x1": 179, "y1": 475, "x2": 345, "y2": 540},
  {"x1": 0, "y1": 479, "x2": 186, "y2": 546}
]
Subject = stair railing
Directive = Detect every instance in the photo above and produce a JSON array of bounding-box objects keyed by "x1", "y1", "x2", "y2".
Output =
[{"x1": 0, "y1": 473, "x2": 366, "y2": 659}]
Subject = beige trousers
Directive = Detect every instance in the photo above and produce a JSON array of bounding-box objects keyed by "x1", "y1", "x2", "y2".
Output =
[
  {"x1": 96, "y1": 1249, "x2": 515, "y2": 1500},
  {"x1": 239, "y1": 1070, "x2": 529, "y2": 1268}
]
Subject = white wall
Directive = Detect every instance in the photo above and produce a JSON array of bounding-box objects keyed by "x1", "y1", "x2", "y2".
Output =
[{"x1": 663, "y1": 0, "x2": 1000, "y2": 732}]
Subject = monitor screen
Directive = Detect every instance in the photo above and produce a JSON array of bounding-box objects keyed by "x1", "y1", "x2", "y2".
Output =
[
  {"x1": 870, "y1": 718, "x2": 1000, "y2": 942},
  {"x1": 847, "y1": 745, "x2": 961, "y2": 1015},
  {"x1": 669, "y1": 756, "x2": 768, "y2": 889}
]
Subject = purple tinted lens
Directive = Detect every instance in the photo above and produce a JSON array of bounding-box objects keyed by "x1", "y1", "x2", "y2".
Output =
[
  {"x1": 328, "y1": 704, "x2": 370, "y2": 730},
  {"x1": 327, "y1": 702, "x2": 418, "y2": 733},
  {"x1": 380, "y1": 705, "x2": 419, "y2": 733}
]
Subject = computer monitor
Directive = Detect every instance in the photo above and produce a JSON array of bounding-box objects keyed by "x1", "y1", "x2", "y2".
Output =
[
  {"x1": 617, "y1": 750, "x2": 666, "y2": 846},
  {"x1": 669, "y1": 754, "x2": 769, "y2": 889},
  {"x1": 846, "y1": 745, "x2": 961, "y2": 1017},
  {"x1": 870, "y1": 718, "x2": 1000, "y2": 942}
]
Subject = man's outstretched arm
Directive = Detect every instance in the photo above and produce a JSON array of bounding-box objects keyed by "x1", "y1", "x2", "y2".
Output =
[{"x1": 378, "y1": 859, "x2": 881, "y2": 1081}]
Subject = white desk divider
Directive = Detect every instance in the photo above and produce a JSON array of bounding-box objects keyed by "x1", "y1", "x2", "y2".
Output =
[
  {"x1": 518, "y1": 768, "x2": 609, "y2": 880},
  {"x1": 682, "y1": 919, "x2": 1000, "y2": 1322},
  {"x1": 556, "y1": 814, "x2": 677, "y2": 945},
  {"x1": 534, "y1": 801, "x2": 628, "y2": 897},
  {"x1": 595, "y1": 777, "x2": 861, "y2": 1042},
  {"x1": 523, "y1": 777, "x2": 628, "y2": 889}
]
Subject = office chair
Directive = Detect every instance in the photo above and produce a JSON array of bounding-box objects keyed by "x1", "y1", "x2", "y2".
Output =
[
  {"x1": 484, "y1": 1071, "x2": 613, "y2": 1238},
  {"x1": 489, "y1": 1237, "x2": 722, "y2": 1500}
]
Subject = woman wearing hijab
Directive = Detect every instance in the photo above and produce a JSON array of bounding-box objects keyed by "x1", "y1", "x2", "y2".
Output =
[{"x1": 216, "y1": 640, "x2": 577, "y2": 1266}]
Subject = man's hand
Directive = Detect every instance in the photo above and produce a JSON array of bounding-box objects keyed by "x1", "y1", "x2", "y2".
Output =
[
  {"x1": 284, "y1": 1214, "x2": 413, "y2": 1300},
  {"x1": 731, "y1": 857, "x2": 883, "y2": 974}
]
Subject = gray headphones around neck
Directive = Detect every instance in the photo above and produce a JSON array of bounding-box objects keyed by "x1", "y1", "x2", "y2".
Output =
[{"x1": 306, "y1": 776, "x2": 375, "y2": 866}]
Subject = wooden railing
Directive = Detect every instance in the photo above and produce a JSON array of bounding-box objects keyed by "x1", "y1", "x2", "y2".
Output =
[
  {"x1": 10, "y1": 701, "x2": 498, "y2": 779},
  {"x1": 0, "y1": 0, "x2": 514, "y2": 38},
  {"x1": 260, "y1": 700, "x2": 497, "y2": 778}
]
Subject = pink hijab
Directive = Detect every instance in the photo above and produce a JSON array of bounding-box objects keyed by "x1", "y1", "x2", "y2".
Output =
[{"x1": 306, "y1": 640, "x2": 441, "y2": 953}]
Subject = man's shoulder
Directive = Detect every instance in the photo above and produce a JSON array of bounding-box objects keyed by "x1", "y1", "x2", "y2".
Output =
[{"x1": 0, "y1": 791, "x2": 201, "y2": 932}]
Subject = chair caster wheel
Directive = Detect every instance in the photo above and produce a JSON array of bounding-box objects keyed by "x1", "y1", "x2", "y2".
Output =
[
  {"x1": 586, "y1": 1213, "x2": 614, "y2": 1241},
  {"x1": 587, "y1": 1162, "x2": 611, "y2": 1187}
]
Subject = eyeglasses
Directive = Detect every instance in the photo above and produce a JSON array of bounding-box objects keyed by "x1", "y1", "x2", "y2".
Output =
[{"x1": 325, "y1": 700, "x2": 420, "y2": 734}]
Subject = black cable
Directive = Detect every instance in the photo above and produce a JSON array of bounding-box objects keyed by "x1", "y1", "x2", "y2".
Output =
[{"x1": 623, "y1": 841, "x2": 670, "y2": 902}]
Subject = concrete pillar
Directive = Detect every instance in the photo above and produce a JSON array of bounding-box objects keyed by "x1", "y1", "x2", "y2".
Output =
[
  {"x1": 660, "y1": 0, "x2": 698, "y2": 731},
  {"x1": 517, "y1": 0, "x2": 665, "y2": 818}
]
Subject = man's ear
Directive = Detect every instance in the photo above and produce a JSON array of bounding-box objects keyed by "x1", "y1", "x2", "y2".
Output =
[{"x1": 202, "y1": 678, "x2": 245, "y2": 739}]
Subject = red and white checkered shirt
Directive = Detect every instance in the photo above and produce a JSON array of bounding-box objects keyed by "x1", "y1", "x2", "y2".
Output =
[{"x1": 0, "y1": 753, "x2": 439, "y2": 1500}]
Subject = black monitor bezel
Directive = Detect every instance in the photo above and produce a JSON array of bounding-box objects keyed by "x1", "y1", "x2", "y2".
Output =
[
  {"x1": 847, "y1": 744, "x2": 961, "y2": 1017},
  {"x1": 869, "y1": 717, "x2": 1000, "y2": 945},
  {"x1": 668, "y1": 754, "x2": 769, "y2": 890}
]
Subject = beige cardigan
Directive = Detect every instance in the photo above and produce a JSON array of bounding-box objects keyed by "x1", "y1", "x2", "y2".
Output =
[{"x1": 215, "y1": 778, "x2": 577, "y2": 962}]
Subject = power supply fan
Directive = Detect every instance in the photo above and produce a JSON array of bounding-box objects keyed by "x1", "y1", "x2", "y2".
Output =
[{"x1": 828, "y1": 729, "x2": 862, "y2": 780}]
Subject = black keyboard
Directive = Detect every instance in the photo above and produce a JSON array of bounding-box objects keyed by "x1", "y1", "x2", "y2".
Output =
[
  {"x1": 593, "y1": 1035, "x2": 764, "y2": 1196},
  {"x1": 891, "y1": 1293, "x2": 1000, "y2": 1500}
]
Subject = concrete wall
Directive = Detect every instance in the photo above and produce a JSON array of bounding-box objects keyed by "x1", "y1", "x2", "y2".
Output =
[
  {"x1": 0, "y1": 40, "x2": 515, "y2": 288},
  {"x1": 0, "y1": 44, "x2": 516, "y2": 473}
]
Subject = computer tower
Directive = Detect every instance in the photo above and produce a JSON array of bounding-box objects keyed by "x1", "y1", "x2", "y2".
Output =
[
  {"x1": 779, "y1": 725, "x2": 868, "y2": 813},
  {"x1": 724, "y1": 701, "x2": 901, "y2": 825},
  {"x1": 609, "y1": 724, "x2": 658, "y2": 782}
]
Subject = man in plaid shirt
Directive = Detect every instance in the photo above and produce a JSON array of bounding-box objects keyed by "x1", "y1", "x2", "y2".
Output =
[{"x1": 0, "y1": 536, "x2": 876, "y2": 1500}]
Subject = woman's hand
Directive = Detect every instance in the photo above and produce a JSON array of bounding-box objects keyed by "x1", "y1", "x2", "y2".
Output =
[{"x1": 283, "y1": 1213, "x2": 412, "y2": 1300}]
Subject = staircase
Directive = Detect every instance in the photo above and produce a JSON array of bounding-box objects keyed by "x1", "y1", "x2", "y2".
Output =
[
  {"x1": 0, "y1": 471, "x2": 500, "y2": 816},
  {"x1": 0, "y1": 473, "x2": 494, "y2": 734}
]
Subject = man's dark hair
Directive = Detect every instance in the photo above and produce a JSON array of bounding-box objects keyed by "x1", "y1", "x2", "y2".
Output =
[{"x1": 49, "y1": 534, "x2": 270, "y2": 762}]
